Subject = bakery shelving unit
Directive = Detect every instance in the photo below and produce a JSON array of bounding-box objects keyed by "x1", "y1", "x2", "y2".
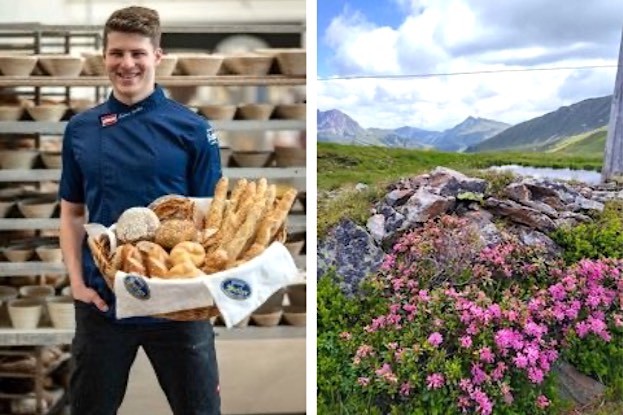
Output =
[
  {"x1": 0, "y1": 347, "x2": 69, "y2": 415},
  {"x1": 0, "y1": 23, "x2": 306, "y2": 415}
]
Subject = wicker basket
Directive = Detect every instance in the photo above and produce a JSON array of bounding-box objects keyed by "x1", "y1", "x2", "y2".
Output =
[
  {"x1": 37, "y1": 55, "x2": 84, "y2": 77},
  {"x1": 0, "y1": 55, "x2": 37, "y2": 76},
  {"x1": 87, "y1": 224, "x2": 287, "y2": 321},
  {"x1": 177, "y1": 53, "x2": 223, "y2": 76},
  {"x1": 222, "y1": 54, "x2": 274, "y2": 76},
  {"x1": 155, "y1": 55, "x2": 178, "y2": 77}
]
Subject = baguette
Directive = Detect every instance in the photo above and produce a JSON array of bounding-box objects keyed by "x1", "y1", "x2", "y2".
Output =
[{"x1": 203, "y1": 177, "x2": 228, "y2": 230}]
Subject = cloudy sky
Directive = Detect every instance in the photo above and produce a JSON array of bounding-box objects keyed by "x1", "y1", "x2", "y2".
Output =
[{"x1": 317, "y1": 0, "x2": 623, "y2": 131}]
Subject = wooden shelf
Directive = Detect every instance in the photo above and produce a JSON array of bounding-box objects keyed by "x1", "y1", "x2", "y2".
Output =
[
  {"x1": 0, "y1": 325, "x2": 305, "y2": 346},
  {"x1": 0, "y1": 262, "x2": 66, "y2": 275},
  {"x1": 0, "y1": 23, "x2": 305, "y2": 34},
  {"x1": 0, "y1": 213, "x2": 304, "y2": 231},
  {"x1": 0, "y1": 75, "x2": 305, "y2": 87},
  {"x1": 0, "y1": 352, "x2": 70, "y2": 378},
  {"x1": 0, "y1": 120, "x2": 306, "y2": 135},
  {"x1": 0, "y1": 167, "x2": 305, "y2": 182}
]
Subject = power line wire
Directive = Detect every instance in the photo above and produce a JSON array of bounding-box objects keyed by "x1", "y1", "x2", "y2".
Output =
[{"x1": 317, "y1": 64, "x2": 619, "y2": 81}]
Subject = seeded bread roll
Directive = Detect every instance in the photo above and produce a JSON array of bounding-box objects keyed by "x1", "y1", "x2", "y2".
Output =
[
  {"x1": 115, "y1": 207, "x2": 161, "y2": 244},
  {"x1": 154, "y1": 219, "x2": 198, "y2": 249}
]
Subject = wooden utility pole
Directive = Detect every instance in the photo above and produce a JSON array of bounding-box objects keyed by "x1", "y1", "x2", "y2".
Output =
[{"x1": 602, "y1": 28, "x2": 623, "y2": 183}]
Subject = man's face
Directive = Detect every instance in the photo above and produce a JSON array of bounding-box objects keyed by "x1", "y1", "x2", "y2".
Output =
[{"x1": 104, "y1": 31, "x2": 162, "y2": 105}]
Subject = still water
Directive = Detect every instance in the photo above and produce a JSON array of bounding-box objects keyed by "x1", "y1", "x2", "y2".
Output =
[{"x1": 488, "y1": 165, "x2": 602, "y2": 185}]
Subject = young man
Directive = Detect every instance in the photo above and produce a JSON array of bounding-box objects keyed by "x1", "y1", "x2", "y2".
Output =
[{"x1": 59, "y1": 6, "x2": 222, "y2": 414}]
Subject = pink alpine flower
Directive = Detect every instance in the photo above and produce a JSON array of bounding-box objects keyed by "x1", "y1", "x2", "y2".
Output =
[
  {"x1": 536, "y1": 394, "x2": 550, "y2": 409},
  {"x1": 426, "y1": 373, "x2": 445, "y2": 390},
  {"x1": 428, "y1": 332, "x2": 443, "y2": 347},
  {"x1": 399, "y1": 381, "x2": 412, "y2": 396},
  {"x1": 460, "y1": 335, "x2": 473, "y2": 349}
]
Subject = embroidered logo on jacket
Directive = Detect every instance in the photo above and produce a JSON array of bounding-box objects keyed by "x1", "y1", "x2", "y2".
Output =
[
  {"x1": 100, "y1": 113, "x2": 118, "y2": 127},
  {"x1": 206, "y1": 128, "x2": 218, "y2": 145}
]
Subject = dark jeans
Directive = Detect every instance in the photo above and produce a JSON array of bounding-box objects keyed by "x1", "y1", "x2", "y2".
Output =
[{"x1": 70, "y1": 302, "x2": 221, "y2": 415}]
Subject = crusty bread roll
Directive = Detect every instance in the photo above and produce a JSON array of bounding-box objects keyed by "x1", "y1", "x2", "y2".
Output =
[
  {"x1": 149, "y1": 195, "x2": 196, "y2": 222},
  {"x1": 136, "y1": 241, "x2": 170, "y2": 278},
  {"x1": 154, "y1": 219, "x2": 197, "y2": 249},
  {"x1": 115, "y1": 207, "x2": 161, "y2": 244},
  {"x1": 112, "y1": 243, "x2": 146, "y2": 275},
  {"x1": 170, "y1": 241, "x2": 205, "y2": 267},
  {"x1": 164, "y1": 261, "x2": 202, "y2": 279}
]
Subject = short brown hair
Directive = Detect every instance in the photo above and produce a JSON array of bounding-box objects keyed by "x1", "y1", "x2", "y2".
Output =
[{"x1": 103, "y1": 6, "x2": 161, "y2": 50}]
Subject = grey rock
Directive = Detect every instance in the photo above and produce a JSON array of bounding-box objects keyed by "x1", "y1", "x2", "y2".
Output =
[
  {"x1": 515, "y1": 226, "x2": 561, "y2": 255},
  {"x1": 554, "y1": 360, "x2": 605, "y2": 406},
  {"x1": 403, "y1": 187, "x2": 455, "y2": 223},
  {"x1": 485, "y1": 198, "x2": 557, "y2": 233},
  {"x1": 317, "y1": 218, "x2": 384, "y2": 297},
  {"x1": 505, "y1": 183, "x2": 531, "y2": 202},
  {"x1": 429, "y1": 167, "x2": 487, "y2": 196},
  {"x1": 367, "y1": 214, "x2": 386, "y2": 244},
  {"x1": 385, "y1": 188, "x2": 415, "y2": 206},
  {"x1": 570, "y1": 196, "x2": 604, "y2": 212},
  {"x1": 462, "y1": 210, "x2": 503, "y2": 246},
  {"x1": 355, "y1": 183, "x2": 369, "y2": 192}
]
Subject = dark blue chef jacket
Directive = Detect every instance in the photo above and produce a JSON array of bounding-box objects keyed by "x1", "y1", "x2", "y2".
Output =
[{"x1": 59, "y1": 85, "x2": 222, "y2": 320}]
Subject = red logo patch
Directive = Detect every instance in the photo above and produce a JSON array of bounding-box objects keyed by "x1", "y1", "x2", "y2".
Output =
[{"x1": 100, "y1": 113, "x2": 118, "y2": 127}]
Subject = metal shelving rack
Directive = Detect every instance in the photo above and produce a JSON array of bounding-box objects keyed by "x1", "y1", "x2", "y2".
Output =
[{"x1": 0, "y1": 22, "x2": 307, "y2": 415}]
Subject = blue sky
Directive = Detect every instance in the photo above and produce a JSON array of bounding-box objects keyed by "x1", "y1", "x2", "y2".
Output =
[
  {"x1": 317, "y1": 0, "x2": 623, "y2": 131},
  {"x1": 318, "y1": 1, "x2": 404, "y2": 78}
]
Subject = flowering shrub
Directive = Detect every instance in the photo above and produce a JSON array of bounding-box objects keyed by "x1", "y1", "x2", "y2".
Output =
[
  {"x1": 380, "y1": 216, "x2": 483, "y2": 288},
  {"x1": 320, "y1": 214, "x2": 623, "y2": 414}
]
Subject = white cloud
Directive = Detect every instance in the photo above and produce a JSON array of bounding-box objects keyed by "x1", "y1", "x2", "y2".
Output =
[
  {"x1": 318, "y1": 0, "x2": 623, "y2": 131},
  {"x1": 324, "y1": 11, "x2": 401, "y2": 75}
]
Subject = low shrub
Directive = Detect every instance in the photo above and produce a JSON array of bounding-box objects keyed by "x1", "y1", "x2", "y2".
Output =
[{"x1": 551, "y1": 201, "x2": 623, "y2": 264}]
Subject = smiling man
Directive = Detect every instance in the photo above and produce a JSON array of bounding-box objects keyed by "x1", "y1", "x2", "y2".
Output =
[{"x1": 59, "y1": 6, "x2": 222, "y2": 415}]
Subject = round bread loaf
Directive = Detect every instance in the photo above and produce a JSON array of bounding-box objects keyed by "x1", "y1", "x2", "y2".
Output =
[
  {"x1": 115, "y1": 207, "x2": 161, "y2": 244},
  {"x1": 154, "y1": 219, "x2": 198, "y2": 249},
  {"x1": 149, "y1": 195, "x2": 196, "y2": 222}
]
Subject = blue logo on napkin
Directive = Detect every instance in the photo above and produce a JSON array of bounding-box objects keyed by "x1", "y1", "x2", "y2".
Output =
[
  {"x1": 124, "y1": 275, "x2": 151, "y2": 300},
  {"x1": 221, "y1": 278, "x2": 251, "y2": 300}
]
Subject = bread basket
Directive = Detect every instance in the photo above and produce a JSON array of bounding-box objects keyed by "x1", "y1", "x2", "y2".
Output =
[{"x1": 87, "y1": 178, "x2": 294, "y2": 322}]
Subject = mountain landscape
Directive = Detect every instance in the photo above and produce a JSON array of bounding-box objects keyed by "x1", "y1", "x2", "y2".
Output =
[
  {"x1": 318, "y1": 94, "x2": 612, "y2": 154},
  {"x1": 468, "y1": 95, "x2": 612, "y2": 153},
  {"x1": 317, "y1": 110, "x2": 508, "y2": 151}
]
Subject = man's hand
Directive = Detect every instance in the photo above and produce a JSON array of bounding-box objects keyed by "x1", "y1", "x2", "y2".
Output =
[{"x1": 72, "y1": 284, "x2": 109, "y2": 312}]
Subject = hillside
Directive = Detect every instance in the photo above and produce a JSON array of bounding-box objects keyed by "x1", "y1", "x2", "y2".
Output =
[
  {"x1": 469, "y1": 96, "x2": 611, "y2": 152},
  {"x1": 549, "y1": 128, "x2": 608, "y2": 157}
]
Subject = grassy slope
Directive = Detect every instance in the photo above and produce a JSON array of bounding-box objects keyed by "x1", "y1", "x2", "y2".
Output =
[
  {"x1": 550, "y1": 128, "x2": 608, "y2": 157},
  {"x1": 318, "y1": 142, "x2": 603, "y2": 190}
]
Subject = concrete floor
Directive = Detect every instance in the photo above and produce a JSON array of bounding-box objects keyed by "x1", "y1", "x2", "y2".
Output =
[
  {"x1": 118, "y1": 340, "x2": 306, "y2": 415},
  {"x1": 118, "y1": 347, "x2": 171, "y2": 415}
]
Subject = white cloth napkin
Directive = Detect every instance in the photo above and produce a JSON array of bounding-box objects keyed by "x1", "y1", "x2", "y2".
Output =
[{"x1": 113, "y1": 242, "x2": 302, "y2": 327}]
